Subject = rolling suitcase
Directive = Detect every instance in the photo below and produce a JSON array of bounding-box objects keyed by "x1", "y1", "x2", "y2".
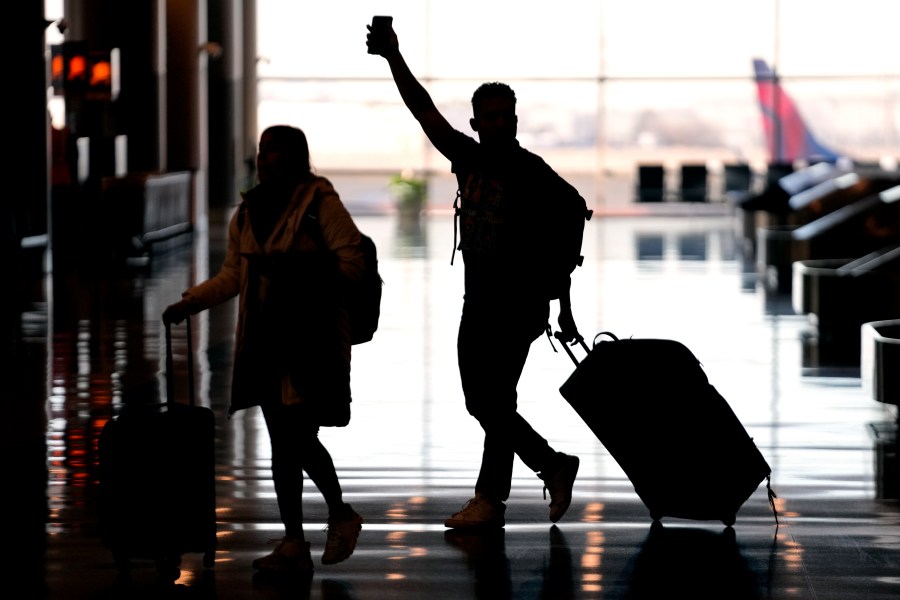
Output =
[
  {"x1": 557, "y1": 331, "x2": 777, "y2": 526},
  {"x1": 97, "y1": 317, "x2": 217, "y2": 577}
]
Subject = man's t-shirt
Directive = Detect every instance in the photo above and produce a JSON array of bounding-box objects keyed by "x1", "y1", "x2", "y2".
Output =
[{"x1": 446, "y1": 130, "x2": 585, "y2": 304}]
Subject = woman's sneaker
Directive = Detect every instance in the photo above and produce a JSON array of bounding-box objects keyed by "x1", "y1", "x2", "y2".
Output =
[
  {"x1": 322, "y1": 507, "x2": 364, "y2": 565},
  {"x1": 252, "y1": 537, "x2": 313, "y2": 573},
  {"x1": 444, "y1": 494, "x2": 506, "y2": 529}
]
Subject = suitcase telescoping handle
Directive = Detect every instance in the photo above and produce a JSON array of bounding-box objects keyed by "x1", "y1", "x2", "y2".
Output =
[
  {"x1": 164, "y1": 316, "x2": 196, "y2": 406},
  {"x1": 553, "y1": 330, "x2": 619, "y2": 366}
]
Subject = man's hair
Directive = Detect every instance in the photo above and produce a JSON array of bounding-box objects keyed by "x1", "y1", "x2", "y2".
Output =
[{"x1": 471, "y1": 82, "x2": 517, "y2": 116}]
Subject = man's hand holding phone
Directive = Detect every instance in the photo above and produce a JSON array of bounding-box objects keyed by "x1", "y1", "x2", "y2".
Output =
[{"x1": 366, "y1": 15, "x2": 394, "y2": 56}]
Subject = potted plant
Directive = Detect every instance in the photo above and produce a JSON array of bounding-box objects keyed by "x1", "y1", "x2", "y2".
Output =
[{"x1": 389, "y1": 170, "x2": 428, "y2": 220}]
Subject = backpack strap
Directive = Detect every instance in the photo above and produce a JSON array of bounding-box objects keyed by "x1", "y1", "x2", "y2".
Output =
[{"x1": 451, "y1": 188, "x2": 461, "y2": 265}]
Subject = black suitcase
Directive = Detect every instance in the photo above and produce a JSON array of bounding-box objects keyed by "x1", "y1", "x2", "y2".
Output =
[
  {"x1": 557, "y1": 331, "x2": 776, "y2": 526},
  {"x1": 97, "y1": 317, "x2": 217, "y2": 577}
]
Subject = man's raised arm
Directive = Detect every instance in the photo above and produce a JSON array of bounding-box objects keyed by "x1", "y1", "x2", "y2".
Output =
[{"x1": 367, "y1": 21, "x2": 456, "y2": 156}]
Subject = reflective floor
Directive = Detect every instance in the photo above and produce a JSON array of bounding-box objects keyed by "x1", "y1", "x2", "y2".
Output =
[{"x1": 11, "y1": 202, "x2": 899, "y2": 599}]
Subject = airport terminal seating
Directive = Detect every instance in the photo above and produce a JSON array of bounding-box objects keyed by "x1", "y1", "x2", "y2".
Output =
[
  {"x1": 790, "y1": 184, "x2": 900, "y2": 367},
  {"x1": 733, "y1": 161, "x2": 796, "y2": 260},
  {"x1": 99, "y1": 171, "x2": 194, "y2": 263},
  {"x1": 635, "y1": 161, "x2": 753, "y2": 204},
  {"x1": 861, "y1": 318, "x2": 900, "y2": 407},
  {"x1": 636, "y1": 164, "x2": 666, "y2": 202},
  {"x1": 737, "y1": 162, "x2": 888, "y2": 252},
  {"x1": 739, "y1": 162, "x2": 837, "y2": 225},
  {"x1": 862, "y1": 318, "x2": 900, "y2": 499},
  {"x1": 679, "y1": 164, "x2": 709, "y2": 202},
  {"x1": 723, "y1": 162, "x2": 753, "y2": 203},
  {"x1": 791, "y1": 245, "x2": 900, "y2": 369},
  {"x1": 754, "y1": 173, "x2": 899, "y2": 295}
]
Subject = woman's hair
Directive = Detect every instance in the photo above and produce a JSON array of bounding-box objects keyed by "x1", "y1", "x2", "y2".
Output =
[{"x1": 261, "y1": 125, "x2": 312, "y2": 175}]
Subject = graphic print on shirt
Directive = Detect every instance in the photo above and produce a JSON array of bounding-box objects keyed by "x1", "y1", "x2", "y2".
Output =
[{"x1": 457, "y1": 172, "x2": 504, "y2": 255}]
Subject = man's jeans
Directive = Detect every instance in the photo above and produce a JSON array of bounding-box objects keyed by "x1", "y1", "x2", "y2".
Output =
[{"x1": 457, "y1": 298, "x2": 554, "y2": 501}]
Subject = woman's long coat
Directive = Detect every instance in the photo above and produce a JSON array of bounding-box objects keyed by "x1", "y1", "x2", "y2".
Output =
[{"x1": 180, "y1": 176, "x2": 365, "y2": 415}]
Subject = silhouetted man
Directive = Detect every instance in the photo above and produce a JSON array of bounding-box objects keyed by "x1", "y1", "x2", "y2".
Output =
[{"x1": 368, "y1": 20, "x2": 586, "y2": 529}]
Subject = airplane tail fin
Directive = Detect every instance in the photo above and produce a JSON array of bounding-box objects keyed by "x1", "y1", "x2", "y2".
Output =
[{"x1": 753, "y1": 58, "x2": 842, "y2": 164}]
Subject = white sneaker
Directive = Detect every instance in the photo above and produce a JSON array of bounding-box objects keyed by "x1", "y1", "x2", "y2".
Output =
[{"x1": 444, "y1": 495, "x2": 506, "y2": 529}]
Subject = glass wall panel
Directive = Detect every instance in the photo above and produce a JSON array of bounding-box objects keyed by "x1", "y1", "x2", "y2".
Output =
[
  {"x1": 256, "y1": 0, "x2": 900, "y2": 210},
  {"x1": 602, "y1": 79, "x2": 763, "y2": 172},
  {"x1": 776, "y1": 0, "x2": 900, "y2": 76},
  {"x1": 424, "y1": 1, "x2": 602, "y2": 78},
  {"x1": 258, "y1": 79, "x2": 429, "y2": 171},
  {"x1": 256, "y1": 0, "x2": 429, "y2": 78},
  {"x1": 601, "y1": 0, "x2": 776, "y2": 78}
]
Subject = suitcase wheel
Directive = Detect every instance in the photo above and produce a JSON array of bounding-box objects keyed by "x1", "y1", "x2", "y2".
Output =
[
  {"x1": 650, "y1": 511, "x2": 662, "y2": 522},
  {"x1": 722, "y1": 514, "x2": 736, "y2": 527},
  {"x1": 203, "y1": 551, "x2": 215, "y2": 569}
]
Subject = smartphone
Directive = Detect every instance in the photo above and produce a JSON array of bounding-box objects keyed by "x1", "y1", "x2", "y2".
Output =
[{"x1": 368, "y1": 15, "x2": 393, "y2": 54}]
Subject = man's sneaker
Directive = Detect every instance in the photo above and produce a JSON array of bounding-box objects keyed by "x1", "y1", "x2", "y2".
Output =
[
  {"x1": 252, "y1": 537, "x2": 314, "y2": 573},
  {"x1": 322, "y1": 506, "x2": 363, "y2": 565},
  {"x1": 540, "y1": 452, "x2": 580, "y2": 523},
  {"x1": 444, "y1": 495, "x2": 506, "y2": 529}
]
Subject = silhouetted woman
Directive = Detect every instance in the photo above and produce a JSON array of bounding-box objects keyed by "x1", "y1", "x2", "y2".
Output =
[{"x1": 163, "y1": 125, "x2": 365, "y2": 574}]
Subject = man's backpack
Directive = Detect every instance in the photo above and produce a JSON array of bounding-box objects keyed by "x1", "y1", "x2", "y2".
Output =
[
  {"x1": 451, "y1": 154, "x2": 592, "y2": 301},
  {"x1": 302, "y1": 198, "x2": 383, "y2": 345},
  {"x1": 543, "y1": 184, "x2": 593, "y2": 300}
]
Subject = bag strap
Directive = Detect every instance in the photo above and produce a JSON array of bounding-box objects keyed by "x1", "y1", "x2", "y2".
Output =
[
  {"x1": 451, "y1": 189, "x2": 461, "y2": 265},
  {"x1": 766, "y1": 475, "x2": 779, "y2": 527}
]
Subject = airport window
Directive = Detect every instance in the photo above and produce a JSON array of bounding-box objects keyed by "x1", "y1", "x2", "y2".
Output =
[{"x1": 257, "y1": 0, "x2": 898, "y2": 205}]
